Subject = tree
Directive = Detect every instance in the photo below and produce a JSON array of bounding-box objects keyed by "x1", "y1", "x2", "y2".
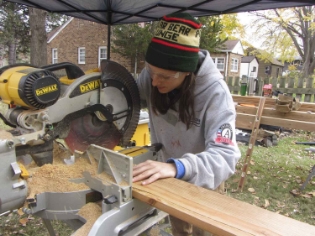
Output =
[
  {"x1": 198, "y1": 16, "x2": 227, "y2": 52},
  {"x1": 250, "y1": 6, "x2": 315, "y2": 77},
  {"x1": 29, "y1": 10, "x2": 70, "y2": 67},
  {"x1": 112, "y1": 23, "x2": 153, "y2": 73},
  {"x1": 0, "y1": 1, "x2": 29, "y2": 65},
  {"x1": 198, "y1": 14, "x2": 245, "y2": 52},
  {"x1": 0, "y1": 1, "x2": 70, "y2": 67},
  {"x1": 46, "y1": 13, "x2": 70, "y2": 32},
  {"x1": 29, "y1": 7, "x2": 47, "y2": 67}
]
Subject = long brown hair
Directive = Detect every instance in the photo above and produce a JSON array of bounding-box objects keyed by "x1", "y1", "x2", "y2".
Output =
[{"x1": 151, "y1": 73, "x2": 196, "y2": 129}]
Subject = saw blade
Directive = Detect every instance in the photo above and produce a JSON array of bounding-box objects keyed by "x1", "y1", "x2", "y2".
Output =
[
  {"x1": 64, "y1": 113, "x2": 122, "y2": 152},
  {"x1": 64, "y1": 60, "x2": 140, "y2": 152}
]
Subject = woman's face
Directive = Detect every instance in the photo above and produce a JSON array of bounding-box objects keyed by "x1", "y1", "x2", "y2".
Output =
[{"x1": 146, "y1": 63, "x2": 189, "y2": 94}]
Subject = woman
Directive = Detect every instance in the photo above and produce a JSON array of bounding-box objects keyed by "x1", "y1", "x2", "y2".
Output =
[{"x1": 133, "y1": 12, "x2": 241, "y2": 236}]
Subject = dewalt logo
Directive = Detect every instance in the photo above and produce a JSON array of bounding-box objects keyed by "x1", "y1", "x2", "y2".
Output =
[
  {"x1": 80, "y1": 80, "x2": 100, "y2": 93},
  {"x1": 35, "y1": 84, "x2": 58, "y2": 96}
]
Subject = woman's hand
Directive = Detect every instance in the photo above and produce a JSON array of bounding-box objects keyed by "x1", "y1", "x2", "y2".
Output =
[{"x1": 133, "y1": 160, "x2": 177, "y2": 185}]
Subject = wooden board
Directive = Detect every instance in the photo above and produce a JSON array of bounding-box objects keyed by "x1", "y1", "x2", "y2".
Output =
[
  {"x1": 233, "y1": 95, "x2": 315, "y2": 131},
  {"x1": 133, "y1": 178, "x2": 315, "y2": 236},
  {"x1": 233, "y1": 95, "x2": 315, "y2": 112}
]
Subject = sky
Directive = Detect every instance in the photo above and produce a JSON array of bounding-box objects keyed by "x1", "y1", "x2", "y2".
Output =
[{"x1": 236, "y1": 12, "x2": 265, "y2": 49}]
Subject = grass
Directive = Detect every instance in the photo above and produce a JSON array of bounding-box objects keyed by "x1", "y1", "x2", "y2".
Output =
[
  {"x1": 226, "y1": 130, "x2": 315, "y2": 226},
  {"x1": 0, "y1": 103, "x2": 9, "y2": 130},
  {"x1": 0, "y1": 101, "x2": 314, "y2": 234}
]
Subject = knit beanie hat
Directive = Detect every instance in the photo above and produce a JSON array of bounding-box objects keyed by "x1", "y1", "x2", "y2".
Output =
[{"x1": 145, "y1": 12, "x2": 202, "y2": 72}]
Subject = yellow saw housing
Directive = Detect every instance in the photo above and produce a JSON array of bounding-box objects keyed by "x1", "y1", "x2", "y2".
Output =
[{"x1": 0, "y1": 66, "x2": 61, "y2": 109}]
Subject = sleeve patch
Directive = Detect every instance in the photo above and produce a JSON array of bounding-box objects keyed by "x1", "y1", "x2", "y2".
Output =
[{"x1": 215, "y1": 123, "x2": 234, "y2": 146}]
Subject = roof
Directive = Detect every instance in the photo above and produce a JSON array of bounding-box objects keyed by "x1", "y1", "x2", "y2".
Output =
[
  {"x1": 241, "y1": 56, "x2": 257, "y2": 63},
  {"x1": 270, "y1": 58, "x2": 284, "y2": 67},
  {"x1": 223, "y1": 40, "x2": 240, "y2": 51},
  {"x1": 258, "y1": 57, "x2": 284, "y2": 67},
  {"x1": 47, "y1": 18, "x2": 73, "y2": 43},
  {"x1": 6, "y1": 0, "x2": 315, "y2": 25}
]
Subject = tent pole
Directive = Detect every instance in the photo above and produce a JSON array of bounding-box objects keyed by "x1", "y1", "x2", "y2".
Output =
[
  {"x1": 107, "y1": 24, "x2": 111, "y2": 60},
  {"x1": 106, "y1": 0, "x2": 112, "y2": 60}
]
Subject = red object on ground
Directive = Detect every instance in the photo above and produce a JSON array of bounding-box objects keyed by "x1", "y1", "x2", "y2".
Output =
[{"x1": 263, "y1": 84, "x2": 272, "y2": 97}]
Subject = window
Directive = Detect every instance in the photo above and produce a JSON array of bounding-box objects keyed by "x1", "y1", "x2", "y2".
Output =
[
  {"x1": 78, "y1": 47, "x2": 85, "y2": 64},
  {"x1": 212, "y1": 57, "x2": 225, "y2": 71},
  {"x1": 98, "y1": 46, "x2": 107, "y2": 67},
  {"x1": 217, "y1": 58, "x2": 225, "y2": 71},
  {"x1": 251, "y1": 66, "x2": 256, "y2": 72},
  {"x1": 265, "y1": 66, "x2": 271, "y2": 75},
  {"x1": 231, "y1": 58, "x2": 238, "y2": 72},
  {"x1": 52, "y1": 48, "x2": 58, "y2": 64}
]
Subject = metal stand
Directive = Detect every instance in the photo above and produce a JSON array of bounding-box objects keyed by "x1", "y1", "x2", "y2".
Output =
[{"x1": 300, "y1": 165, "x2": 315, "y2": 191}]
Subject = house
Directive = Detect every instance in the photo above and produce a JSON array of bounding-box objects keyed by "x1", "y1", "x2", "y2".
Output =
[
  {"x1": 241, "y1": 56, "x2": 259, "y2": 78},
  {"x1": 47, "y1": 17, "x2": 132, "y2": 73},
  {"x1": 211, "y1": 40, "x2": 245, "y2": 78},
  {"x1": 257, "y1": 58, "x2": 284, "y2": 78}
]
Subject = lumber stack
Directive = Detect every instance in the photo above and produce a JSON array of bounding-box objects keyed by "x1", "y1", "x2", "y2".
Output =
[
  {"x1": 133, "y1": 178, "x2": 315, "y2": 236},
  {"x1": 233, "y1": 95, "x2": 315, "y2": 131}
]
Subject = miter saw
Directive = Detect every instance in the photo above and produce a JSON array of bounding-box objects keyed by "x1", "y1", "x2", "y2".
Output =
[{"x1": 0, "y1": 61, "x2": 168, "y2": 235}]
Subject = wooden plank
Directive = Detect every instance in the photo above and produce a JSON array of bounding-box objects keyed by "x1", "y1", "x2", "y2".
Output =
[
  {"x1": 236, "y1": 106, "x2": 315, "y2": 123},
  {"x1": 233, "y1": 95, "x2": 315, "y2": 112},
  {"x1": 238, "y1": 97, "x2": 265, "y2": 191},
  {"x1": 236, "y1": 113, "x2": 315, "y2": 132},
  {"x1": 132, "y1": 178, "x2": 315, "y2": 236}
]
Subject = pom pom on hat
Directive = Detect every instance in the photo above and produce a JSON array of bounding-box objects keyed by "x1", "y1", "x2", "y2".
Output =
[{"x1": 145, "y1": 12, "x2": 202, "y2": 72}]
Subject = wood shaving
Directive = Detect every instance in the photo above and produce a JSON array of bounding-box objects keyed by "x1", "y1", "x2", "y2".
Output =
[
  {"x1": 0, "y1": 129, "x2": 13, "y2": 139},
  {"x1": 149, "y1": 225, "x2": 162, "y2": 236},
  {"x1": 72, "y1": 202, "x2": 102, "y2": 236},
  {"x1": 24, "y1": 141, "x2": 131, "y2": 235}
]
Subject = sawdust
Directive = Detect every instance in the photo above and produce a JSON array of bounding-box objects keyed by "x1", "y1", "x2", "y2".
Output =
[
  {"x1": 52, "y1": 141, "x2": 73, "y2": 164},
  {"x1": 26, "y1": 141, "x2": 129, "y2": 197},
  {"x1": 25, "y1": 142, "x2": 131, "y2": 235},
  {"x1": 0, "y1": 129, "x2": 13, "y2": 139},
  {"x1": 26, "y1": 142, "x2": 100, "y2": 198},
  {"x1": 149, "y1": 225, "x2": 162, "y2": 236},
  {"x1": 72, "y1": 202, "x2": 102, "y2": 236}
]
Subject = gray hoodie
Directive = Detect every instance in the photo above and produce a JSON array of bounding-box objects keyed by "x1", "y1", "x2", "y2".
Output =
[{"x1": 136, "y1": 50, "x2": 241, "y2": 190}]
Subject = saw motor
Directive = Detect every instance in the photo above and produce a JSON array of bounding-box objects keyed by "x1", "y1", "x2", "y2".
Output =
[{"x1": 0, "y1": 65, "x2": 61, "y2": 109}]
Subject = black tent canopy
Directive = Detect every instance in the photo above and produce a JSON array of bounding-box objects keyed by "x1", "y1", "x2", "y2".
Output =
[
  {"x1": 5, "y1": 0, "x2": 315, "y2": 25},
  {"x1": 5, "y1": 0, "x2": 315, "y2": 58}
]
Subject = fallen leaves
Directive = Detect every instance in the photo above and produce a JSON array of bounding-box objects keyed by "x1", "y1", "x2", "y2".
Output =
[
  {"x1": 248, "y1": 188, "x2": 255, "y2": 193},
  {"x1": 290, "y1": 189, "x2": 301, "y2": 196},
  {"x1": 290, "y1": 189, "x2": 315, "y2": 198},
  {"x1": 264, "y1": 199, "x2": 270, "y2": 208},
  {"x1": 19, "y1": 218, "x2": 28, "y2": 226}
]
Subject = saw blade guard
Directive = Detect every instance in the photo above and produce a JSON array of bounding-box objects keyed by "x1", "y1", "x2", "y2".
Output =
[{"x1": 99, "y1": 60, "x2": 141, "y2": 147}]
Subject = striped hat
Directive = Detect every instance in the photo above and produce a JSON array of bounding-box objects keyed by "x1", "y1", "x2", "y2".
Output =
[{"x1": 145, "y1": 12, "x2": 202, "y2": 72}]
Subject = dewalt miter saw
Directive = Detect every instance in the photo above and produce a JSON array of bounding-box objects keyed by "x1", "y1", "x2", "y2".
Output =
[
  {"x1": 0, "y1": 60, "x2": 140, "y2": 164},
  {"x1": 0, "y1": 61, "x2": 167, "y2": 235}
]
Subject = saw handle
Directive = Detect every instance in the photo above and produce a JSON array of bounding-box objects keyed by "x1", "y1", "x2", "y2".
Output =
[{"x1": 41, "y1": 62, "x2": 85, "y2": 80}]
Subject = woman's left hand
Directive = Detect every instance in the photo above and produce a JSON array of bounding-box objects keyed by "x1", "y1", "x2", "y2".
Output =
[{"x1": 133, "y1": 160, "x2": 176, "y2": 185}]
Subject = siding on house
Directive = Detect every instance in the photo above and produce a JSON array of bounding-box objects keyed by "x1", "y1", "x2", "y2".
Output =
[
  {"x1": 241, "y1": 56, "x2": 259, "y2": 78},
  {"x1": 47, "y1": 18, "x2": 132, "y2": 73},
  {"x1": 257, "y1": 59, "x2": 283, "y2": 79},
  {"x1": 211, "y1": 40, "x2": 244, "y2": 78},
  {"x1": 211, "y1": 52, "x2": 243, "y2": 78}
]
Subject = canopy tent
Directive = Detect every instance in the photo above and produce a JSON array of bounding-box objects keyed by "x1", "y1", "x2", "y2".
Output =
[
  {"x1": 4, "y1": 0, "x2": 315, "y2": 25},
  {"x1": 5, "y1": 0, "x2": 315, "y2": 57}
]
